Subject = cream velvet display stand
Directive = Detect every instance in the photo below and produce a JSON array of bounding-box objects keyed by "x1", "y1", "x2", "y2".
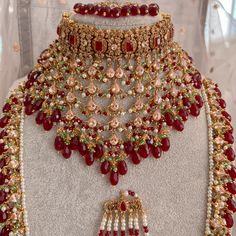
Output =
[{"x1": 7, "y1": 5, "x2": 235, "y2": 236}]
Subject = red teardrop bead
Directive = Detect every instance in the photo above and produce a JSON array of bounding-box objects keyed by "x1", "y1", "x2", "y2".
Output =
[
  {"x1": 182, "y1": 97, "x2": 191, "y2": 108},
  {"x1": 78, "y1": 142, "x2": 87, "y2": 156},
  {"x1": 138, "y1": 144, "x2": 149, "y2": 158},
  {"x1": 0, "y1": 210, "x2": 7, "y2": 223},
  {"x1": 218, "y1": 99, "x2": 226, "y2": 109},
  {"x1": 178, "y1": 109, "x2": 189, "y2": 121},
  {"x1": 0, "y1": 173, "x2": 7, "y2": 185},
  {"x1": 69, "y1": 136, "x2": 79, "y2": 150},
  {"x1": 161, "y1": 137, "x2": 170, "y2": 152},
  {"x1": 0, "y1": 159, "x2": 5, "y2": 169},
  {"x1": 101, "y1": 161, "x2": 110, "y2": 175},
  {"x1": 190, "y1": 103, "x2": 200, "y2": 117},
  {"x1": 25, "y1": 103, "x2": 34, "y2": 115},
  {"x1": 0, "y1": 116, "x2": 10, "y2": 128},
  {"x1": 226, "y1": 182, "x2": 236, "y2": 194},
  {"x1": 85, "y1": 152, "x2": 94, "y2": 166},
  {"x1": 227, "y1": 198, "x2": 236, "y2": 213},
  {"x1": 0, "y1": 143, "x2": 6, "y2": 155},
  {"x1": 224, "y1": 131, "x2": 234, "y2": 144},
  {"x1": 0, "y1": 130, "x2": 7, "y2": 139},
  {"x1": 214, "y1": 86, "x2": 222, "y2": 97},
  {"x1": 140, "y1": 5, "x2": 148, "y2": 15},
  {"x1": 150, "y1": 145, "x2": 162, "y2": 159},
  {"x1": 124, "y1": 141, "x2": 134, "y2": 154},
  {"x1": 51, "y1": 109, "x2": 61, "y2": 123},
  {"x1": 0, "y1": 225, "x2": 11, "y2": 236},
  {"x1": 93, "y1": 144, "x2": 104, "y2": 159},
  {"x1": 120, "y1": 201, "x2": 127, "y2": 211},
  {"x1": 0, "y1": 191, "x2": 7, "y2": 204},
  {"x1": 54, "y1": 136, "x2": 65, "y2": 151},
  {"x1": 121, "y1": 5, "x2": 130, "y2": 16},
  {"x1": 224, "y1": 213, "x2": 234, "y2": 228},
  {"x1": 110, "y1": 171, "x2": 119, "y2": 186},
  {"x1": 192, "y1": 73, "x2": 202, "y2": 89},
  {"x1": 224, "y1": 148, "x2": 235, "y2": 161},
  {"x1": 118, "y1": 160, "x2": 128, "y2": 175},
  {"x1": 2, "y1": 103, "x2": 11, "y2": 113},
  {"x1": 33, "y1": 99, "x2": 44, "y2": 111},
  {"x1": 43, "y1": 117, "x2": 53, "y2": 131},
  {"x1": 222, "y1": 111, "x2": 232, "y2": 121},
  {"x1": 173, "y1": 120, "x2": 184, "y2": 132},
  {"x1": 195, "y1": 95, "x2": 204, "y2": 108},
  {"x1": 62, "y1": 146, "x2": 71, "y2": 159},
  {"x1": 228, "y1": 166, "x2": 236, "y2": 179},
  {"x1": 130, "y1": 151, "x2": 141, "y2": 165},
  {"x1": 35, "y1": 111, "x2": 46, "y2": 125},
  {"x1": 164, "y1": 112, "x2": 174, "y2": 126}
]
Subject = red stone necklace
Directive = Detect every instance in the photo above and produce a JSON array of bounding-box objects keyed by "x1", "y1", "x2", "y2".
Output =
[{"x1": 2, "y1": 12, "x2": 204, "y2": 186}]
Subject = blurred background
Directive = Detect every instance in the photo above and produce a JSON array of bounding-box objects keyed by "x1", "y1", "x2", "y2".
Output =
[{"x1": 0, "y1": 0, "x2": 235, "y2": 130}]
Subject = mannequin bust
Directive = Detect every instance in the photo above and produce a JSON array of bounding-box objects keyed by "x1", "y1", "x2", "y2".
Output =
[{"x1": 5, "y1": 1, "x2": 235, "y2": 236}]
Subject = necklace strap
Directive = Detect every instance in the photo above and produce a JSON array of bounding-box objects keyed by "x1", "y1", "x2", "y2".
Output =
[{"x1": 57, "y1": 12, "x2": 174, "y2": 60}]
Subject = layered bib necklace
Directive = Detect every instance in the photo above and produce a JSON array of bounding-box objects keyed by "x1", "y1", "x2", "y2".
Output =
[{"x1": 0, "y1": 8, "x2": 235, "y2": 236}]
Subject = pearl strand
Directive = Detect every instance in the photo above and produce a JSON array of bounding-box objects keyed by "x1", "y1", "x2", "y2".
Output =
[
  {"x1": 19, "y1": 107, "x2": 30, "y2": 236},
  {"x1": 202, "y1": 87, "x2": 214, "y2": 236}
]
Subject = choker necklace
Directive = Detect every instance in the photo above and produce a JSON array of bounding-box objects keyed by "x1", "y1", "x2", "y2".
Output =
[
  {"x1": 0, "y1": 11, "x2": 235, "y2": 235},
  {"x1": 1, "y1": 12, "x2": 205, "y2": 186}
]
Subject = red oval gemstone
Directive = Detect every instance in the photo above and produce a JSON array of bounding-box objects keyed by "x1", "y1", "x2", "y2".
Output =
[
  {"x1": 69, "y1": 137, "x2": 79, "y2": 150},
  {"x1": 0, "y1": 130, "x2": 7, "y2": 139},
  {"x1": 120, "y1": 201, "x2": 127, "y2": 211},
  {"x1": 130, "y1": 151, "x2": 141, "y2": 165},
  {"x1": 87, "y1": 4, "x2": 95, "y2": 14},
  {"x1": 226, "y1": 182, "x2": 236, "y2": 194},
  {"x1": 0, "y1": 116, "x2": 9, "y2": 128},
  {"x1": 150, "y1": 145, "x2": 162, "y2": 159},
  {"x1": 149, "y1": 4, "x2": 159, "y2": 16},
  {"x1": 0, "y1": 143, "x2": 6, "y2": 155},
  {"x1": 227, "y1": 198, "x2": 236, "y2": 213},
  {"x1": 78, "y1": 142, "x2": 87, "y2": 156},
  {"x1": 218, "y1": 99, "x2": 226, "y2": 109},
  {"x1": 195, "y1": 95, "x2": 204, "y2": 108},
  {"x1": 224, "y1": 148, "x2": 235, "y2": 161},
  {"x1": 224, "y1": 131, "x2": 234, "y2": 144},
  {"x1": 101, "y1": 161, "x2": 110, "y2": 175},
  {"x1": 0, "y1": 210, "x2": 7, "y2": 223},
  {"x1": 140, "y1": 5, "x2": 148, "y2": 15},
  {"x1": 224, "y1": 213, "x2": 234, "y2": 228},
  {"x1": 121, "y1": 5, "x2": 130, "y2": 16},
  {"x1": 78, "y1": 5, "x2": 86, "y2": 15},
  {"x1": 222, "y1": 111, "x2": 232, "y2": 121},
  {"x1": 73, "y1": 3, "x2": 81, "y2": 12},
  {"x1": 124, "y1": 141, "x2": 134, "y2": 154},
  {"x1": 110, "y1": 7, "x2": 121, "y2": 18},
  {"x1": 54, "y1": 136, "x2": 65, "y2": 151},
  {"x1": 51, "y1": 109, "x2": 61, "y2": 123},
  {"x1": 43, "y1": 117, "x2": 53, "y2": 131},
  {"x1": 35, "y1": 111, "x2": 46, "y2": 125},
  {"x1": 0, "y1": 159, "x2": 5, "y2": 169},
  {"x1": 110, "y1": 171, "x2": 119, "y2": 186},
  {"x1": 138, "y1": 144, "x2": 149, "y2": 158},
  {"x1": 130, "y1": 5, "x2": 139, "y2": 16},
  {"x1": 0, "y1": 173, "x2": 7, "y2": 185},
  {"x1": 118, "y1": 160, "x2": 128, "y2": 175},
  {"x1": 0, "y1": 225, "x2": 11, "y2": 236},
  {"x1": 161, "y1": 137, "x2": 170, "y2": 152},
  {"x1": 164, "y1": 112, "x2": 174, "y2": 126},
  {"x1": 93, "y1": 144, "x2": 104, "y2": 159},
  {"x1": 228, "y1": 166, "x2": 236, "y2": 179},
  {"x1": 178, "y1": 109, "x2": 189, "y2": 121},
  {"x1": 182, "y1": 97, "x2": 191, "y2": 108},
  {"x1": 85, "y1": 152, "x2": 94, "y2": 166},
  {"x1": 173, "y1": 120, "x2": 184, "y2": 132},
  {"x1": 2, "y1": 103, "x2": 11, "y2": 113},
  {"x1": 0, "y1": 191, "x2": 7, "y2": 204},
  {"x1": 62, "y1": 146, "x2": 71, "y2": 159},
  {"x1": 190, "y1": 103, "x2": 200, "y2": 117}
]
